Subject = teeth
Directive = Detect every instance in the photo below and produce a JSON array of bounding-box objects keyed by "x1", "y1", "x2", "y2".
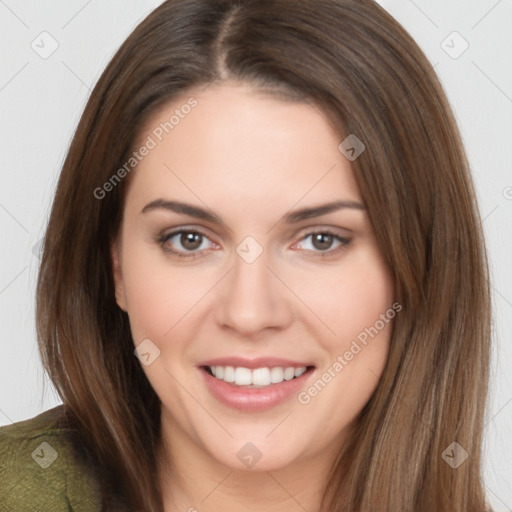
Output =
[
  {"x1": 252, "y1": 367, "x2": 270, "y2": 386},
  {"x1": 283, "y1": 367, "x2": 295, "y2": 380},
  {"x1": 270, "y1": 367, "x2": 284, "y2": 384},
  {"x1": 224, "y1": 366, "x2": 235, "y2": 383},
  {"x1": 294, "y1": 367, "x2": 307, "y2": 378},
  {"x1": 207, "y1": 365, "x2": 308, "y2": 387},
  {"x1": 234, "y1": 367, "x2": 252, "y2": 385}
]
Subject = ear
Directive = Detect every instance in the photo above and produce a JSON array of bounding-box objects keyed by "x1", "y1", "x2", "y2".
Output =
[{"x1": 110, "y1": 237, "x2": 128, "y2": 311}]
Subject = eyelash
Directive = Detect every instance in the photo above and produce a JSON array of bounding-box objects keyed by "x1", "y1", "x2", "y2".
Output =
[{"x1": 156, "y1": 229, "x2": 352, "y2": 260}]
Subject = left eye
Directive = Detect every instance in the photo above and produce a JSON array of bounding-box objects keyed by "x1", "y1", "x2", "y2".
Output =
[{"x1": 294, "y1": 232, "x2": 350, "y2": 253}]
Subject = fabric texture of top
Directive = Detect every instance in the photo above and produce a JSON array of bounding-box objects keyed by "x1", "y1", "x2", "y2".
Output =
[{"x1": 0, "y1": 405, "x2": 101, "y2": 511}]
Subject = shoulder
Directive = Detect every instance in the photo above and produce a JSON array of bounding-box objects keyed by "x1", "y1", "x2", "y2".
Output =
[{"x1": 0, "y1": 405, "x2": 101, "y2": 512}]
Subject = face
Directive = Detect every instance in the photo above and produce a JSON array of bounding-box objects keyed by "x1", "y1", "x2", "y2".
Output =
[{"x1": 112, "y1": 83, "x2": 395, "y2": 474}]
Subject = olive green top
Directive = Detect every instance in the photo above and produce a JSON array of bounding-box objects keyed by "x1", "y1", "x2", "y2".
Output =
[{"x1": 0, "y1": 406, "x2": 101, "y2": 511}]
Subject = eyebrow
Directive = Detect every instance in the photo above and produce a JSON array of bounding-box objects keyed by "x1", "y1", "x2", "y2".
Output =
[
  {"x1": 284, "y1": 199, "x2": 365, "y2": 223},
  {"x1": 140, "y1": 199, "x2": 365, "y2": 224}
]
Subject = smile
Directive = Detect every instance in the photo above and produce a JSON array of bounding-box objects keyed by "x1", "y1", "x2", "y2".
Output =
[
  {"x1": 198, "y1": 359, "x2": 316, "y2": 411},
  {"x1": 205, "y1": 365, "x2": 309, "y2": 387}
]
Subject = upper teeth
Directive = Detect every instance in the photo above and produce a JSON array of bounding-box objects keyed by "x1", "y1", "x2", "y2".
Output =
[{"x1": 209, "y1": 366, "x2": 307, "y2": 387}]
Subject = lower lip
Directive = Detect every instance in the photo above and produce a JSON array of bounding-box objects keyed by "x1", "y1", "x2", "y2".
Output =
[{"x1": 200, "y1": 367, "x2": 314, "y2": 412}]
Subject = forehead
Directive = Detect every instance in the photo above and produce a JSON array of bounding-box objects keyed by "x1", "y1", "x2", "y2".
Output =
[{"x1": 124, "y1": 83, "x2": 362, "y2": 220}]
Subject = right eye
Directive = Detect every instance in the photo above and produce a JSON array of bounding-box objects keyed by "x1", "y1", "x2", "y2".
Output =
[{"x1": 157, "y1": 229, "x2": 218, "y2": 259}]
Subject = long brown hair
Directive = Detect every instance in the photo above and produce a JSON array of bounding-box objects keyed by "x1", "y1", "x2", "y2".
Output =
[{"x1": 36, "y1": 0, "x2": 492, "y2": 510}]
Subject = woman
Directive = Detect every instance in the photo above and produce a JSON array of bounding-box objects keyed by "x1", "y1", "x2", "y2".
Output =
[{"x1": 0, "y1": 0, "x2": 492, "y2": 511}]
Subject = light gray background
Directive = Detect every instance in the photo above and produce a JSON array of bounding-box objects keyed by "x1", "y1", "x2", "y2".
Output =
[{"x1": 0, "y1": 0, "x2": 510, "y2": 509}]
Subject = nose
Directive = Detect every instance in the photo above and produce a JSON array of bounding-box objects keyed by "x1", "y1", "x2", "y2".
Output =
[{"x1": 214, "y1": 247, "x2": 294, "y2": 337}]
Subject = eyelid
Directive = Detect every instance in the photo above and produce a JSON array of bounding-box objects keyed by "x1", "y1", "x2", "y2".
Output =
[
  {"x1": 290, "y1": 224, "x2": 352, "y2": 243},
  {"x1": 293, "y1": 224, "x2": 353, "y2": 238},
  {"x1": 159, "y1": 225, "x2": 218, "y2": 244}
]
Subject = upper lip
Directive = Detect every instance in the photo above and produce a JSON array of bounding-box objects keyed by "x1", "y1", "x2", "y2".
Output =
[{"x1": 198, "y1": 357, "x2": 314, "y2": 369}]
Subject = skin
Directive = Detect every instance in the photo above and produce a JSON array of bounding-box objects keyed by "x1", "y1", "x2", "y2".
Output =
[{"x1": 111, "y1": 82, "x2": 395, "y2": 512}]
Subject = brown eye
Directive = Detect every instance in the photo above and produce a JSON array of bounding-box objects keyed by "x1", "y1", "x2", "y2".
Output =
[
  {"x1": 180, "y1": 232, "x2": 203, "y2": 250},
  {"x1": 158, "y1": 229, "x2": 214, "y2": 258},
  {"x1": 291, "y1": 231, "x2": 351, "y2": 257},
  {"x1": 311, "y1": 233, "x2": 334, "y2": 251}
]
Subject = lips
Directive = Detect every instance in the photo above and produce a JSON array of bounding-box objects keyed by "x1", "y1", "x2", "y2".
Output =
[
  {"x1": 197, "y1": 356, "x2": 316, "y2": 411},
  {"x1": 198, "y1": 356, "x2": 314, "y2": 369}
]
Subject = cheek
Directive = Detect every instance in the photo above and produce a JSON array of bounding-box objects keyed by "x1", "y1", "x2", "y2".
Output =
[
  {"x1": 317, "y1": 255, "x2": 394, "y2": 411},
  {"x1": 336, "y1": 268, "x2": 394, "y2": 341},
  {"x1": 290, "y1": 252, "x2": 394, "y2": 346},
  {"x1": 119, "y1": 243, "x2": 211, "y2": 344},
  {"x1": 295, "y1": 264, "x2": 394, "y2": 442}
]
